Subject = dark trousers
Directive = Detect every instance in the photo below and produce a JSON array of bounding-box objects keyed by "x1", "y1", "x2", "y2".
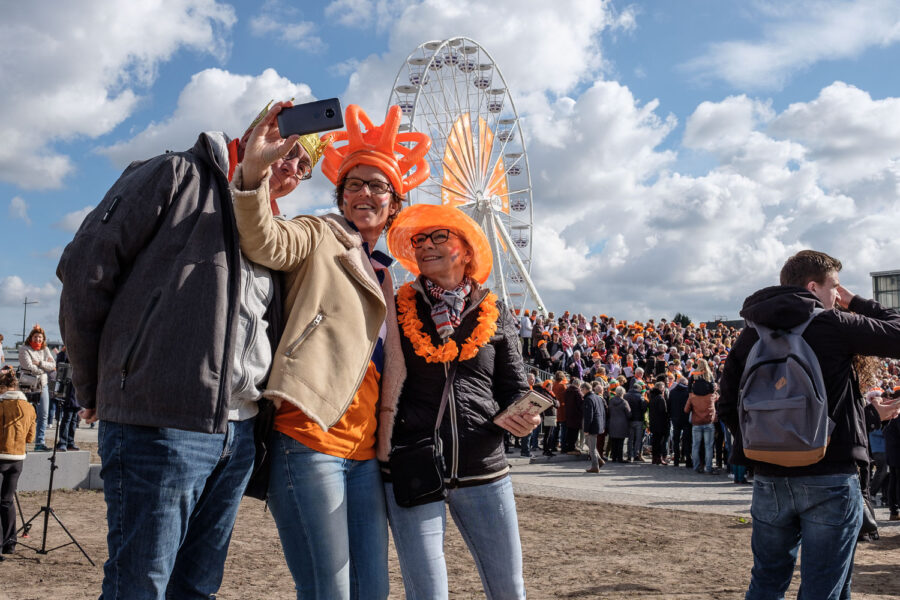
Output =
[
  {"x1": 542, "y1": 425, "x2": 557, "y2": 452},
  {"x1": 651, "y1": 430, "x2": 669, "y2": 463},
  {"x1": 671, "y1": 424, "x2": 692, "y2": 466},
  {"x1": 889, "y1": 468, "x2": 900, "y2": 513},
  {"x1": 869, "y1": 453, "x2": 888, "y2": 502},
  {"x1": 610, "y1": 437, "x2": 625, "y2": 462},
  {"x1": 596, "y1": 433, "x2": 608, "y2": 458},
  {"x1": 714, "y1": 423, "x2": 726, "y2": 468},
  {"x1": 0, "y1": 460, "x2": 24, "y2": 550},
  {"x1": 563, "y1": 426, "x2": 580, "y2": 452},
  {"x1": 57, "y1": 404, "x2": 78, "y2": 448}
]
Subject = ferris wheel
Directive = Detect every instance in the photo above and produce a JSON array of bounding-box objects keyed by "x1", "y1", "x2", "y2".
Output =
[{"x1": 387, "y1": 37, "x2": 546, "y2": 316}]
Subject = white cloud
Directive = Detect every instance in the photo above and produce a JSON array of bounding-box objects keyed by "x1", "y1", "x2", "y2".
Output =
[
  {"x1": 250, "y1": 15, "x2": 324, "y2": 53},
  {"x1": 0, "y1": 276, "x2": 58, "y2": 307},
  {"x1": 338, "y1": 0, "x2": 617, "y2": 117},
  {"x1": 324, "y1": 0, "x2": 415, "y2": 31},
  {"x1": 53, "y1": 206, "x2": 94, "y2": 233},
  {"x1": 770, "y1": 81, "x2": 900, "y2": 187},
  {"x1": 8, "y1": 196, "x2": 30, "y2": 225},
  {"x1": 98, "y1": 68, "x2": 315, "y2": 166},
  {"x1": 683, "y1": 0, "x2": 900, "y2": 90},
  {"x1": 0, "y1": 1, "x2": 236, "y2": 189}
]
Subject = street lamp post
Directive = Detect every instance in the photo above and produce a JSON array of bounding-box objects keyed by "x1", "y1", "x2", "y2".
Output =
[{"x1": 22, "y1": 297, "x2": 39, "y2": 342}]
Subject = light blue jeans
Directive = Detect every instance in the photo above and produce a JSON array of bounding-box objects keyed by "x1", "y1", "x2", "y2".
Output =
[
  {"x1": 692, "y1": 423, "x2": 715, "y2": 472},
  {"x1": 33, "y1": 386, "x2": 50, "y2": 446},
  {"x1": 746, "y1": 473, "x2": 862, "y2": 600},
  {"x1": 98, "y1": 418, "x2": 255, "y2": 600},
  {"x1": 267, "y1": 432, "x2": 389, "y2": 600},
  {"x1": 385, "y1": 476, "x2": 526, "y2": 600}
]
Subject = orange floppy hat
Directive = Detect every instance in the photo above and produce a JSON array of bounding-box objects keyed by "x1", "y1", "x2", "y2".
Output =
[
  {"x1": 387, "y1": 204, "x2": 493, "y2": 284},
  {"x1": 320, "y1": 104, "x2": 431, "y2": 196}
]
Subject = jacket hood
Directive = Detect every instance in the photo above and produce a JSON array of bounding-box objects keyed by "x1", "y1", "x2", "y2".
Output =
[
  {"x1": 194, "y1": 132, "x2": 231, "y2": 178},
  {"x1": 739, "y1": 285, "x2": 822, "y2": 329},
  {"x1": 0, "y1": 390, "x2": 27, "y2": 401}
]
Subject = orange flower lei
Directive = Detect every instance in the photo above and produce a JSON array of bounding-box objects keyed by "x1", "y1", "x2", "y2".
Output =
[{"x1": 397, "y1": 282, "x2": 499, "y2": 363}]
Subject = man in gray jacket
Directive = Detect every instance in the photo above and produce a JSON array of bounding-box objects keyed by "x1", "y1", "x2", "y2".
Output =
[{"x1": 57, "y1": 106, "x2": 318, "y2": 599}]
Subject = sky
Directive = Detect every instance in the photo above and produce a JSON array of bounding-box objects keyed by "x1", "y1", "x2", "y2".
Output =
[{"x1": 2, "y1": 0, "x2": 900, "y2": 343}]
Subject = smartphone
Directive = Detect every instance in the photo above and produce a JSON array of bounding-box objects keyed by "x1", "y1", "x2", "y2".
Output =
[
  {"x1": 493, "y1": 390, "x2": 553, "y2": 424},
  {"x1": 277, "y1": 98, "x2": 344, "y2": 138}
]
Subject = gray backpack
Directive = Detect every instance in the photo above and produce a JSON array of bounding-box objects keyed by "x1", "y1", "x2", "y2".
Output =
[{"x1": 738, "y1": 308, "x2": 833, "y2": 467}]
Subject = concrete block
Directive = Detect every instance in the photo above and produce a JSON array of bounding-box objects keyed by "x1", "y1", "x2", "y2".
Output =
[{"x1": 18, "y1": 450, "x2": 92, "y2": 492}]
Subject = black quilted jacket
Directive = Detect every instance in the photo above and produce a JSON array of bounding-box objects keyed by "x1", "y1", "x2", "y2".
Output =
[{"x1": 391, "y1": 283, "x2": 529, "y2": 487}]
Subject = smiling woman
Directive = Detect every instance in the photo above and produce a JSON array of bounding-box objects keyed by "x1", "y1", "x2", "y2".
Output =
[
  {"x1": 230, "y1": 102, "x2": 430, "y2": 600},
  {"x1": 379, "y1": 203, "x2": 540, "y2": 599}
]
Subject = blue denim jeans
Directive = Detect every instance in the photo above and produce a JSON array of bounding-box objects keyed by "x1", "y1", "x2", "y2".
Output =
[
  {"x1": 746, "y1": 473, "x2": 863, "y2": 600},
  {"x1": 627, "y1": 421, "x2": 644, "y2": 459},
  {"x1": 33, "y1": 387, "x2": 50, "y2": 446},
  {"x1": 692, "y1": 423, "x2": 715, "y2": 472},
  {"x1": 385, "y1": 476, "x2": 526, "y2": 600},
  {"x1": 98, "y1": 418, "x2": 255, "y2": 600},
  {"x1": 267, "y1": 432, "x2": 389, "y2": 600}
]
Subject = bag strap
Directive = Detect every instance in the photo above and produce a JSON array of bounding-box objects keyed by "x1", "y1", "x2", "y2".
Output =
[{"x1": 434, "y1": 361, "x2": 458, "y2": 435}]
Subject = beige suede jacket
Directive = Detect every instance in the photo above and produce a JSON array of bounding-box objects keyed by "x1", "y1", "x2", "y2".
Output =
[
  {"x1": 231, "y1": 166, "x2": 405, "y2": 438},
  {"x1": 0, "y1": 391, "x2": 36, "y2": 460}
]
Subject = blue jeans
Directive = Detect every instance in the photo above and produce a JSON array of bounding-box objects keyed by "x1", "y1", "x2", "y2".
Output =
[
  {"x1": 627, "y1": 421, "x2": 644, "y2": 459},
  {"x1": 385, "y1": 477, "x2": 525, "y2": 600},
  {"x1": 267, "y1": 432, "x2": 389, "y2": 600},
  {"x1": 34, "y1": 387, "x2": 50, "y2": 446},
  {"x1": 98, "y1": 418, "x2": 255, "y2": 600},
  {"x1": 692, "y1": 423, "x2": 715, "y2": 472},
  {"x1": 746, "y1": 473, "x2": 863, "y2": 600}
]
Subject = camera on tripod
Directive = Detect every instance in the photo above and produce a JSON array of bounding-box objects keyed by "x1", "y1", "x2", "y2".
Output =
[{"x1": 52, "y1": 361, "x2": 73, "y2": 400}]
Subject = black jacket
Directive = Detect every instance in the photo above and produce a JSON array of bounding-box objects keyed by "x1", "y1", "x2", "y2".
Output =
[
  {"x1": 564, "y1": 384, "x2": 584, "y2": 429},
  {"x1": 582, "y1": 392, "x2": 606, "y2": 434},
  {"x1": 391, "y1": 287, "x2": 529, "y2": 487},
  {"x1": 625, "y1": 389, "x2": 647, "y2": 423},
  {"x1": 668, "y1": 382, "x2": 691, "y2": 428},
  {"x1": 648, "y1": 388, "x2": 669, "y2": 434},
  {"x1": 718, "y1": 286, "x2": 900, "y2": 476}
]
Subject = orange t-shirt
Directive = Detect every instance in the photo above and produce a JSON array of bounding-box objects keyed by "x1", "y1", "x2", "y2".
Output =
[{"x1": 274, "y1": 360, "x2": 380, "y2": 460}]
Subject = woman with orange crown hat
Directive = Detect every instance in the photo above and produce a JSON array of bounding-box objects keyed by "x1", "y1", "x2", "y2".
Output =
[
  {"x1": 379, "y1": 204, "x2": 540, "y2": 599},
  {"x1": 231, "y1": 102, "x2": 430, "y2": 600}
]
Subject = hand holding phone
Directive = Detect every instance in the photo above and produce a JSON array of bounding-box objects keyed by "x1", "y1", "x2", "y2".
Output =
[{"x1": 277, "y1": 98, "x2": 344, "y2": 138}]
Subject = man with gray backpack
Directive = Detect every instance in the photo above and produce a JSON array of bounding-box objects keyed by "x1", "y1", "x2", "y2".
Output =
[{"x1": 719, "y1": 250, "x2": 900, "y2": 600}]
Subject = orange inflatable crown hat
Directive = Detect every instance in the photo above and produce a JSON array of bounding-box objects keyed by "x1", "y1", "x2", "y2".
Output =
[{"x1": 320, "y1": 104, "x2": 431, "y2": 196}]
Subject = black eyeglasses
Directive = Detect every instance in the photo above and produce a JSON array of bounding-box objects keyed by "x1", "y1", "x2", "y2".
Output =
[
  {"x1": 343, "y1": 177, "x2": 393, "y2": 196},
  {"x1": 410, "y1": 228, "x2": 456, "y2": 248},
  {"x1": 282, "y1": 145, "x2": 313, "y2": 181}
]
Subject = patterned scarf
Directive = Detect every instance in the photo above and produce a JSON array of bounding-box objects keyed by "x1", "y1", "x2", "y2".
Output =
[{"x1": 424, "y1": 277, "x2": 472, "y2": 338}]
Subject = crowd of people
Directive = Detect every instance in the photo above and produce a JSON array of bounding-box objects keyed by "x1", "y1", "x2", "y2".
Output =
[
  {"x1": 0, "y1": 94, "x2": 898, "y2": 600},
  {"x1": 514, "y1": 309, "x2": 900, "y2": 514}
]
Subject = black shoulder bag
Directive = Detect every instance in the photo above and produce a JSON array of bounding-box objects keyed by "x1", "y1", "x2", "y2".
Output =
[{"x1": 389, "y1": 362, "x2": 457, "y2": 508}]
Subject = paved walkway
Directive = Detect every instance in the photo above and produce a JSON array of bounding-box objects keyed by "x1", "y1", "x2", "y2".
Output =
[{"x1": 508, "y1": 455, "x2": 754, "y2": 516}]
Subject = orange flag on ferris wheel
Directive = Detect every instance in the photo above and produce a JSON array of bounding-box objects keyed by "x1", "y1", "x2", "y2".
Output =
[{"x1": 441, "y1": 113, "x2": 509, "y2": 214}]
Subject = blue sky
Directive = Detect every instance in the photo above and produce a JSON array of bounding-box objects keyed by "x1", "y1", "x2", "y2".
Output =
[{"x1": 3, "y1": 0, "x2": 900, "y2": 343}]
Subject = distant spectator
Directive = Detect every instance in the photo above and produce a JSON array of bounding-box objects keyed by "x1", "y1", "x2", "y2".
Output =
[
  {"x1": 624, "y1": 383, "x2": 647, "y2": 462},
  {"x1": 582, "y1": 381, "x2": 606, "y2": 473},
  {"x1": 607, "y1": 386, "x2": 631, "y2": 463},
  {"x1": 17, "y1": 325, "x2": 55, "y2": 452},
  {"x1": 648, "y1": 380, "x2": 670, "y2": 465},
  {"x1": 0, "y1": 366, "x2": 36, "y2": 556}
]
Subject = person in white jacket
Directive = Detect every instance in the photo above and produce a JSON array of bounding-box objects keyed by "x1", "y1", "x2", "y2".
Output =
[{"x1": 17, "y1": 325, "x2": 54, "y2": 451}]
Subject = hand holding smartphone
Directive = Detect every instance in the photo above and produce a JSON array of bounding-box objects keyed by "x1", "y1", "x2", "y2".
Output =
[{"x1": 277, "y1": 98, "x2": 344, "y2": 137}]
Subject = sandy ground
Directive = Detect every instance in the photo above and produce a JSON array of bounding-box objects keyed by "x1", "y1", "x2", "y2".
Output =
[{"x1": 2, "y1": 487, "x2": 898, "y2": 600}]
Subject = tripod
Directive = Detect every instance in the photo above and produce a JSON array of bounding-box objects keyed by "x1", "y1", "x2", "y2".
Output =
[{"x1": 17, "y1": 397, "x2": 95, "y2": 565}]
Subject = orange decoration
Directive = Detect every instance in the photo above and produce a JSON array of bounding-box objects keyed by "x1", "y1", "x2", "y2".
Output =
[{"x1": 397, "y1": 283, "x2": 498, "y2": 363}]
